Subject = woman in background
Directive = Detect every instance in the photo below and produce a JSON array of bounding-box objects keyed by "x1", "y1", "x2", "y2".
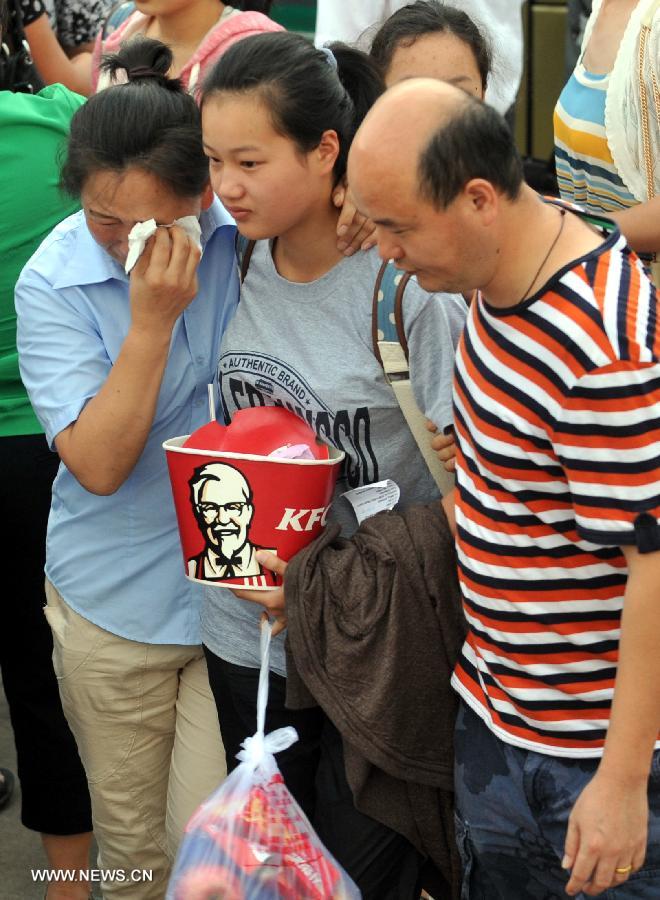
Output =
[
  {"x1": 369, "y1": 0, "x2": 491, "y2": 99},
  {"x1": 554, "y1": 0, "x2": 660, "y2": 259},
  {"x1": 92, "y1": 0, "x2": 281, "y2": 93},
  {"x1": 316, "y1": 0, "x2": 523, "y2": 115}
]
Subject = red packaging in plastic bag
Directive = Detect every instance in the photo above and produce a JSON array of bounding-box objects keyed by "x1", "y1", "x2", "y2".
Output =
[{"x1": 166, "y1": 621, "x2": 360, "y2": 900}]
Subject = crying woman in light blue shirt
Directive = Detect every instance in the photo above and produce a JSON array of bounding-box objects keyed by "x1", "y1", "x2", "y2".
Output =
[{"x1": 15, "y1": 37, "x2": 239, "y2": 890}]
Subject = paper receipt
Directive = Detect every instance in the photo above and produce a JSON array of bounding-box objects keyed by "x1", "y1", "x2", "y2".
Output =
[{"x1": 341, "y1": 479, "x2": 401, "y2": 525}]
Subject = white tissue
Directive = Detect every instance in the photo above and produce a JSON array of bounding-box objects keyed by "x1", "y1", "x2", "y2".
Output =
[{"x1": 124, "y1": 215, "x2": 202, "y2": 274}]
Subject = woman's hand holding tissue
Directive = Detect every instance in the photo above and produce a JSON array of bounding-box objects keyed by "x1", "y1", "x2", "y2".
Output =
[
  {"x1": 130, "y1": 224, "x2": 201, "y2": 337},
  {"x1": 233, "y1": 551, "x2": 288, "y2": 637}
]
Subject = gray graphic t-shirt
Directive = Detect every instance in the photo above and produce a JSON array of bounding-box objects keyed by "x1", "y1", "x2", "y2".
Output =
[{"x1": 201, "y1": 244, "x2": 467, "y2": 674}]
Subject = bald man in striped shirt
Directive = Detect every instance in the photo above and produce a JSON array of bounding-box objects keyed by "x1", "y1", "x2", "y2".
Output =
[{"x1": 348, "y1": 78, "x2": 660, "y2": 899}]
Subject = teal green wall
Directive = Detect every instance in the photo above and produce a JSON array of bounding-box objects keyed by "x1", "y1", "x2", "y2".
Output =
[{"x1": 270, "y1": 1, "x2": 316, "y2": 37}]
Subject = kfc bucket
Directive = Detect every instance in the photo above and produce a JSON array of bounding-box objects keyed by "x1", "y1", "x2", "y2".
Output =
[{"x1": 164, "y1": 408, "x2": 344, "y2": 589}]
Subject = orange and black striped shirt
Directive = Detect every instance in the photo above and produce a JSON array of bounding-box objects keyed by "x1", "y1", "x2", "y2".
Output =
[{"x1": 452, "y1": 215, "x2": 660, "y2": 756}]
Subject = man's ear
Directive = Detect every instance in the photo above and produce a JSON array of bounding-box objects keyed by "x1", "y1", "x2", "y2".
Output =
[
  {"x1": 463, "y1": 178, "x2": 498, "y2": 226},
  {"x1": 201, "y1": 182, "x2": 215, "y2": 211}
]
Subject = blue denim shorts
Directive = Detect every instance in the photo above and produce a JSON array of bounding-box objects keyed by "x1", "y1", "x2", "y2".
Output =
[{"x1": 454, "y1": 701, "x2": 660, "y2": 899}]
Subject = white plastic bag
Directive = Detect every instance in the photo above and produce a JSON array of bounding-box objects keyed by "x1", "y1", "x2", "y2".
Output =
[{"x1": 167, "y1": 619, "x2": 361, "y2": 899}]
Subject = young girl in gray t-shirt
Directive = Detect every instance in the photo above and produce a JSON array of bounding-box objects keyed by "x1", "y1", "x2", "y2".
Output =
[{"x1": 199, "y1": 31, "x2": 467, "y2": 897}]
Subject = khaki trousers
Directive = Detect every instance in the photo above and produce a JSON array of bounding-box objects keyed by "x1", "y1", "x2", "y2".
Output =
[{"x1": 44, "y1": 581, "x2": 227, "y2": 900}]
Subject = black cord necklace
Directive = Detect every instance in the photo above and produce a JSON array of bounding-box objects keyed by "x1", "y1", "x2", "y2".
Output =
[{"x1": 516, "y1": 208, "x2": 566, "y2": 304}]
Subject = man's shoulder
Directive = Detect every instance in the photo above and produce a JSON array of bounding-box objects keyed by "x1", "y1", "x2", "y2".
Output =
[
  {"x1": 546, "y1": 234, "x2": 658, "y2": 368},
  {"x1": 537, "y1": 202, "x2": 644, "y2": 343}
]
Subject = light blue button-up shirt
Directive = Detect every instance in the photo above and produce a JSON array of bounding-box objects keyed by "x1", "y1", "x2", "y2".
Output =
[{"x1": 16, "y1": 200, "x2": 238, "y2": 644}]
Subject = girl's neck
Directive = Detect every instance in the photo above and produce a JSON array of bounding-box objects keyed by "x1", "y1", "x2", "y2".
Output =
[
  {"x1": 146, "y1": 1, "x2": 226, "y2": 67},
  {"x1": 273, "y1": 202, "x2": 345, "y2": 283}
]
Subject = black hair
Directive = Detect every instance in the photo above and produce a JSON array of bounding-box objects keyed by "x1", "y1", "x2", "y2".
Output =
[
  {"x1": 0, "y1": 0, "x2": 7, "y2": 34},
  {"x1": 418, "y1": 95, "x2": 523, "y2": 207},
  {"x1": 60, "y1": 37, "x2": 208, "y2": 198},
  {"x1": 202, "y1": 31, "x2": 384, "y2": 184},
  {"x1": 235, "y1": 1, "x2": 274, "y2": 12},
  {"x1": 370, "y1": 0, "x2": 491, "y2": 92}
]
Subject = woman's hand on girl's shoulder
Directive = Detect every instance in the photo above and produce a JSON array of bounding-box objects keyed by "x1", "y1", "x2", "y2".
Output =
[{"x1": 333, "y1": 181, "x2": 377, "y2": 255}]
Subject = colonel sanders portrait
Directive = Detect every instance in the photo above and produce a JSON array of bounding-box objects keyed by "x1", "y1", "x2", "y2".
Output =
[{"x1": 187, "y1": 462, "x2": 275, "y2": 583}]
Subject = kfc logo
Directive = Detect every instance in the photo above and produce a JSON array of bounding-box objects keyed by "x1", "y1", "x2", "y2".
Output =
[
  {"x1": 187, "y1": 463, "x2": 276, "y2": 583},
  {"x1": 275, "y1": 507, "x2": 330, "y2": 532}
]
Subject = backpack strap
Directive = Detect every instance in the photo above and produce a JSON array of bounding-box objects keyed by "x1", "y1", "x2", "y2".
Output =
[
  {"x1": 235, "y1": 234, "x2": 257, "y2": 283},
  {"x1": 372, "y1": 260, "x2": 411, "y2": 365},
  {"x1": 372, "y1": 259, "x2": 454, "y2": 496}
]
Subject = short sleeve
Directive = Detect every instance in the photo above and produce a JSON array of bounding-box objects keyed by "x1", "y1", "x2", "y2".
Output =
[
  {"x1": 16, "y1": 268, "x2": 112, "y2": 447},
  {"x1": 51, "y1": 0, "x2": 113, "y2": 47},
  {"x1": 552, "y1": 359, "x2": 660, "y2": 550},
  {"x1": 403, "y1": 285, "x2": 468, "y2": 434},
  {"x1": 19, "y1": 0, "x2": 47, "y2": 27}
]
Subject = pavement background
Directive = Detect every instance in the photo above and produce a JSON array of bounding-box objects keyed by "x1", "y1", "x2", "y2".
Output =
[
  {"x1": 0, "y1": 682, "x2": 99, "y2": 899},
  {"x1": 0, "y1": 680, "x2": 49, "y2": 899}
]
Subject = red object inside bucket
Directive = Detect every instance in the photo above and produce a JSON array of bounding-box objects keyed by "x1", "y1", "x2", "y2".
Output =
[{"x1": 183, "y1": 407, "x2": 329, "y2": 459}]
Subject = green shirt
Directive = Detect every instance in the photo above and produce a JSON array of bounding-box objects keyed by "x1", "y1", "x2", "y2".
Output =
[{"x1": 0, "y1": 83, "x2": 84, "y2": 437}]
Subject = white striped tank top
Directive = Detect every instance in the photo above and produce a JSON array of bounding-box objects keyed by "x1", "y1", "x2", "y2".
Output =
[{"x1": 554, "y1": 62, "x2": 637, "y2": 215}]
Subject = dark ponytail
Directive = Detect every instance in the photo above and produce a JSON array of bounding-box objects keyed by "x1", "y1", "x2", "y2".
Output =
[
  {"x1": 202, "y1": 32, "x2": 384, "y2": 184},
  {"x1": 61, "y1": 37, "x2": 208, "y2": 199},
  {"x1": 99, "y1": 33, "x2": 180, "y2": 91}
]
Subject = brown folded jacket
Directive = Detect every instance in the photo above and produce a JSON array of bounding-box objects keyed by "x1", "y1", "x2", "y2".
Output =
[{"x1": 284, "y1": 502, "x2": 467, "y2": 898}]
